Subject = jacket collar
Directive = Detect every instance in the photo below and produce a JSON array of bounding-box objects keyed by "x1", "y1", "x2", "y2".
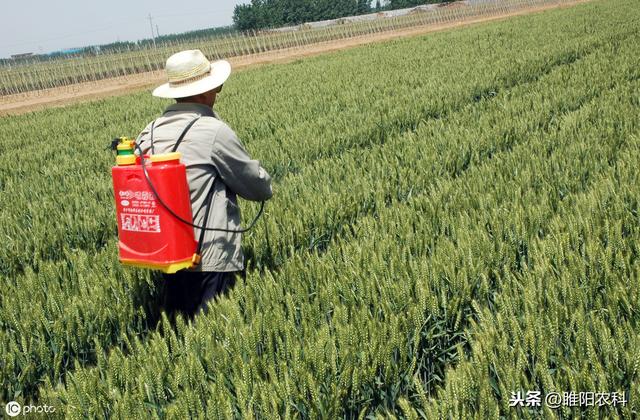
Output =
[{"x1": 164, "y1": 102, "x2": 216, "y2": 118}]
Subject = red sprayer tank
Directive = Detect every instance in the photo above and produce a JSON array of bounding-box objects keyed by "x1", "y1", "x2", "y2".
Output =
[{"x1": 111, "y1": 140, "x2": 198, "y2": 273}]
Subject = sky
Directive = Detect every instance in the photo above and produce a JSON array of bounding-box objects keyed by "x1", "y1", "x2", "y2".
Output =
[{"x1": 1, "y1": 0, "x2": 247, "y2": 58}]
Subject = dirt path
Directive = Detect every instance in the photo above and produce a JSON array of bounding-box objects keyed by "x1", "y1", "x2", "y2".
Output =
[{"x1": 0, "y1": 1, "x2": 588, "y2": 116}]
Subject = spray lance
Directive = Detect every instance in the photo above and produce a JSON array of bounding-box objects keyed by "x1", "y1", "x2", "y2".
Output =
[{"x1": 110, "y1": 136, "x2": 264, "y2": 273}]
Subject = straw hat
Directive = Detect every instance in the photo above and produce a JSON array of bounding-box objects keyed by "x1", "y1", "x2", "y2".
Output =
[{"x1": 153, "y1": 50, "x2": 231, "y2": 99}]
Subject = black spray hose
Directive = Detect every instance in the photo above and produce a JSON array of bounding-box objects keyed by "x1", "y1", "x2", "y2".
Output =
[{"x1": 135, "y1": 142, "x2": 265, "y2": 233}]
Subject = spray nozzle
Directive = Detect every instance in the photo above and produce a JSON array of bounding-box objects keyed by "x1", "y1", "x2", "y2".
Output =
[
  {"x1": 112, "y1": 137, "x2": 137, "y2": 166},
  {"x1": 109, "y1": 137, "x2": 136, "y2": 152}
]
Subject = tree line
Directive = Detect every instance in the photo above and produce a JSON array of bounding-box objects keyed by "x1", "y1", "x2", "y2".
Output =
[{"x1": 233, "y1": 0, "x2": 454, "y2": 31}]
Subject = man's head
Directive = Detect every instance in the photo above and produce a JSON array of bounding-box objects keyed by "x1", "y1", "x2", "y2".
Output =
[
  {"x1": 176, "y1": 84, "x2": 223, "y2": 108},
  {"x1": 152, "y1": 50, "x2": 230, "y2": 102}
]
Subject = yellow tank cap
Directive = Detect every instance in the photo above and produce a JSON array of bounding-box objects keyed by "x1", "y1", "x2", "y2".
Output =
[
  {"x1": 150, "y1": 152, "x2": 182, "y2": 163},
  {"x1": 116, "y1": 155, "x2": 136, "y2": 166},
  {"x1": 117, "y1": 142, "x2": 134, "y2": 151}
]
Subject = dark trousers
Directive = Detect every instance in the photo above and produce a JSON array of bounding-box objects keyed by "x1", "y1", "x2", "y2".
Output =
[{"x1": 162, "y1": 271, "x2": 239, "y2": 320}]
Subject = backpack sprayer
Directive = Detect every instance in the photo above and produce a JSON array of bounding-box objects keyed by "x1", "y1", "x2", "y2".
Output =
[{"x1": 110, "y1": 127, "x2": 264, "y2": 273}]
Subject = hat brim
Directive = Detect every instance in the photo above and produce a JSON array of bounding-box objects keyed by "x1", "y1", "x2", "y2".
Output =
[{"x1": 152, "y1": 60, "x2": 231, "y2": 99}]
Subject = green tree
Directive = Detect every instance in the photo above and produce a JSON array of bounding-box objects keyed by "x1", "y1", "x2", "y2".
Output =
[{"x1": 233, "y1": 0, "x2": 373, "y2": 31}]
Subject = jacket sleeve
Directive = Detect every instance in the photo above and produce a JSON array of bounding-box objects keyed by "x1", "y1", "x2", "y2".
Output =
[{"x1": 212, "y1": 124, "x2": 273, "y2": 202}]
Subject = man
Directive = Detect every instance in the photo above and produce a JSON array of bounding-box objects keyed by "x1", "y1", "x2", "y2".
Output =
[{"x1": 136, "y1": 49, "x2": 273, "y2": 320}]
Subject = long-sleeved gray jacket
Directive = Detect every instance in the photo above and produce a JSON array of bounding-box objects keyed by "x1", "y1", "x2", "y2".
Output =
[{"x1": 136, "y1": 103, "x2": 272, "y2": 272}]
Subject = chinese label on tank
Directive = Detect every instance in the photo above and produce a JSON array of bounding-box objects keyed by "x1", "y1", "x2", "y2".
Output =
[
  {"x1": 121, "y1": 214, "x2": 161, "y2": 233},
  {"x1": 119, "y1": 190, "x2": 157, "y2": 215}
]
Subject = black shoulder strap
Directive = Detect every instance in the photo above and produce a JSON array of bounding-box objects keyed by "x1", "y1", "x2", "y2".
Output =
[
  {"x1": 171, "y1": 117, "x2": 200, "y2": 153},
  {"x1": 196, "y1": 175, "x2": 218, "y2": 257},
  {"x1": 173, "y1": 116, "x2": 207, "y2": 260},
  {"x1": 149, "y1": 120, "x2": 156, "y2": 155},
  {"x1": 147, "y1": 116, "x2": 199, "y2": 155}
]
